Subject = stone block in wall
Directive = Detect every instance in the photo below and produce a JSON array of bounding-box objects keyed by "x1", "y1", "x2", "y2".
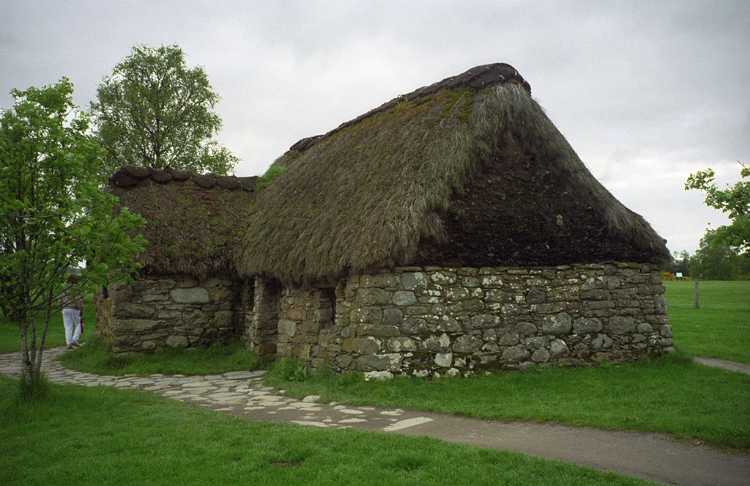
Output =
[
  {"x1": 393, "y1": 291, "x2": 417, "y2": 306},
  {"x1": 592, "y1": 334, "x2": 613, "y2": 350},
  {"x1": 607, "y1": 316, "x2": 636, "y2": 334},
  {"x1": 541, "y1": 312, "x2": 572, "y2": 335},
  {"x1": 453, "y1": 335, "x2": 482, "y2": 353},
  {"x1": 356, "y1": 324, "x2": 399, "y2": 338},
  {"x1": 387, "y1": 337, "x2": 417, "y2": 352},
  {"x1": 400, "y1": 272, "x2": 427, "y2": 290},
  {"x1": 166, "y1": 335, "x2": 188, "y2": 348},
  {"x1": 531, "y1": 348, "x2": 551, "y2": 363},
  {"x1": 278, "y1": 319, "x2": 297, "y2": 338},
  {"x1": 342, "y1": 337, "x2": 380, "y2": 354},
  {"x1": 422, "y1": 333, "x2": 451, "y2": 351},
  {"x1": 356, "y1": 353, "x2": 401, "y2": 371},
  {"x1": 498, "y1": 331, "x2": 520, "y2": 346},
  {"x1": 550, "y1": 339, "x2": 569, "y2": 357},
  {"x1": 517, "y1": 322, "x2": 538, "y2": 337},
  {"x1": 434, "y1": 352, "x2": 453, "y2": 367},
  {"x1": 357, "y1": 288, "x2": 392, "y2": 305},
  {"x1": 448, "y1": 299, "x2": 484, "y2": 313},
  {"x1": 382, "y1": 308, "x2": 403, "y2": 326},
  {"x1": 573, "y1": 317, "x2": 602, "y2": 334},
  {"x1": 117, "y1": 319, "x2": 161, "y2": 332},
  {"x1": 170, "y1": 287, "x2": 210, "y2": 304},
  {"x1": 359, "y1": 273, "x2": 400, "y2": 289},
  {"x1": 467, "y1": 314, "x2": 501, "y2": 329},
  {"x1": 502, "y1": 345, "x2": 529, "y2": 363},
  {"x1": 401, "y1": 317, "x2": 430, "y2": 335},
  {"x1": 213, "y1": 310, "x2": 234, "y2": 329},
  {"x1": 403, "y1": 305, "x2": 433, "y2": 315},
  {"x1": 351, "y1": 306, "x2": 383, "y2": 325},
  {"x1": 429, "y1": 315, "x2": 461, "y2": 333},
  {"x1": 115, "y1": 303, "x2": 156, "y2": 319},
  {"x1": 430, "y1": 270, "x2": 457, "y2": 285}
]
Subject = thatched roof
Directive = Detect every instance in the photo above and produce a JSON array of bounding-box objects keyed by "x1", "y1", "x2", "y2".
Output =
[
  {"x1": 110, "y1": 166, "x2": 257, "y2": 278},
  {"x1": 235, "y1": 62, "x2": 670, "y2": 284}
]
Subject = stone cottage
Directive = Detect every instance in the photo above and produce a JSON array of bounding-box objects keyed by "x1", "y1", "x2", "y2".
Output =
[
  {"x1": 105, "y1": 63, "x2": 673, "y2": 376},
  {"x1": 97, "y1": 167, "x2": 257, "y2": 353}
]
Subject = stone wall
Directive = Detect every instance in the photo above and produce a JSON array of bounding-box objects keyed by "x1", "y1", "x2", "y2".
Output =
[
  {"x1": 275, "y1": 263, "x2": 671, "y2": 376},
  {"x1": 276, "y1": 286, "x2": 339, "y2": 368},
  {"x1": 247, "y1": 277, "x2": 280, "y2": 358},
  {"x1": 110, "y1": 275, "x2": 244, "y2": 353}
]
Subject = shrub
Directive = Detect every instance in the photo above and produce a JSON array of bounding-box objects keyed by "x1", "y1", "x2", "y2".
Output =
[{"x1": 269, "y1": 358, "x2": 310, "y2": 382}]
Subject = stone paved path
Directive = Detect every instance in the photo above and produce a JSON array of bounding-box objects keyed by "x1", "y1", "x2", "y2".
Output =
[
  {"x1": 2, "y1": 349, "x2": 750, "y2": 486},
  {"x1": 693, "y1": 356, "x2": 750, "y2": 376}
]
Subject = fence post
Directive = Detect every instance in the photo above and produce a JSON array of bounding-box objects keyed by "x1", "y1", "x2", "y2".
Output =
[{"x1": 693, "y1": 280, "x2": 700, "y2": 309}]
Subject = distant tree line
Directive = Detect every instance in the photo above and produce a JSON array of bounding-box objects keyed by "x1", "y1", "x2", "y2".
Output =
[{"x1": 669, "y1": 235, "x2": 750, "y2": 280}]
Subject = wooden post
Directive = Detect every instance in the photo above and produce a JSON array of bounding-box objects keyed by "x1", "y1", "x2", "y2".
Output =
[{"x1": 693, "y1": 280, "x2": 700, "y2": 309}]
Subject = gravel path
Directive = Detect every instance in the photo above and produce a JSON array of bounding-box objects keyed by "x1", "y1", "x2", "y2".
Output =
[{"x1": 2, "y1": 348, "x2": 749, "y2": 486}]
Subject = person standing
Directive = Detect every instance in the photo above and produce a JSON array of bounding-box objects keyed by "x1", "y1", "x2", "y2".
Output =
[{"x1": 61, "y1": 275, "x2": 84, "y2": 349}]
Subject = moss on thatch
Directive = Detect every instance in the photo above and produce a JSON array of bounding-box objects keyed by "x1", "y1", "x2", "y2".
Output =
[
  {"x1": 235, "y1": 63, "x2": 669, "y2": 284},
  {"x1": 110, "y1": 167, "x2": 257, "y2": 278},
  {"x1": 256, "y1": 162, "x2": 288, "y2": 191}
]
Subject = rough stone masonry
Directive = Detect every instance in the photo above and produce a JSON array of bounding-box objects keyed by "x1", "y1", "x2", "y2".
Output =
[
  {"x1": 99, "y1": 276, "x2": 245, "y2": 354},
  {"x1": 274, "y1": 262, "x2": 672, "y2": 377}
]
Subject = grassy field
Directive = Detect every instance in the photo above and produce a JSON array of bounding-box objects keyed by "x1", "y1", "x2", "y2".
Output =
[
  {"x1": 59, "y1": 338, "x2": 259, "y2": 376},
  {"x1": 0, "y1": 299, "x2": 96, "y2": 354},
  {"x1": 664, "y1": 280, "x2": 750, "y2": 363},
  {"x1": 266, "y1": 354, "x2": 750, "y2": 449},
  {"x1": 0, "y1": 378, "x2": 653, "y2": 486}
]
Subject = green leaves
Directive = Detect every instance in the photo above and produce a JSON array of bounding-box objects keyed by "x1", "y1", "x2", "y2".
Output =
[
  {"x1": 686, "y1": 162, "x2": 750, "y2": 255},
  {"x1": 90, "y1": 45, "x2": 238, "y2": 176},
  {"x1": 0, "y1": 78, "x2": 145, "y2": 323}
]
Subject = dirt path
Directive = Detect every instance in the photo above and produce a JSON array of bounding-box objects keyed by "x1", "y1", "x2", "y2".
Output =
[
  {"x1": 2, "y1": 348, "x2": 749, "y2": 486},
  {"x1": 693, "y1": 356, "x2": 750, "y2": 376}
]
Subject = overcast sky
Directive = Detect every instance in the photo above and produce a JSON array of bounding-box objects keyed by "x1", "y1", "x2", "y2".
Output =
[{"x1": 2, "y1": 0, "x2": 748, "y2": 254}]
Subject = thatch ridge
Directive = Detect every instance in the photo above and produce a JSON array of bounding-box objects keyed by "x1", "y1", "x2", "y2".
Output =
[
  {"x1": 110, "y1": 166, "x2": 257, "y2": 192},
  {"x1": 236, "y1": 65, "x2": 668, "y2": 284},
  {"x1": 110, "y1": 167, "x2": 257, "y2": 278},
  {"x1": 287, "y1": 63, "x2": 529, "y2": 156}
]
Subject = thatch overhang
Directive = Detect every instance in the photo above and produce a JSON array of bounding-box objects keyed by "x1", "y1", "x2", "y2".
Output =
[
  {"x1": 110, "y1": 166, "x2": 257, "y2": 278},
  {"x1": 236, "y1": 63, "x2": 669, "y2": 284}
]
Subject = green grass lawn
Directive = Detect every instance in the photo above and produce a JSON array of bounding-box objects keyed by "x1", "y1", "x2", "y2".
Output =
[
  {"x1": 664, "y1": 280, "x2": 750, "y2": 363},
  {"x1": 265, "y1": 354, "x2": 750, "y2": 449},
  {"x1": 59, "y1": 338, "x2": 259, "y2": 376},
  {"x1": 0, "y1": 298, "x2": 96, "y2": 353},
  {"x1": 0, "y1": 378, "x2": 653, "y2": 486}
]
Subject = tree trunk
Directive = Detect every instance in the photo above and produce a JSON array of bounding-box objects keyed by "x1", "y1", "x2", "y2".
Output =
[
  {"x1": 19, "y1": 319, "x2": 34, "y2": 387},
  {"x1": 34, "y1": 292, "x2": 53, "y2": 377}
]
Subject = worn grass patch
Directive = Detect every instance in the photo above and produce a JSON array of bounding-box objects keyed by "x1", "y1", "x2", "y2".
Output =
[
  {"x1": 266, "y1": 354, "x2": 750, "y2": 449},
  {"x1": 665, "y1": 280, "x2": 750, "y2": 363},
  {"x1": 59, "y1": 338, "x2": 259, "y2": 376},
  {"x1": 0, "y1": 377, "x2": 655, "y2": 486}
]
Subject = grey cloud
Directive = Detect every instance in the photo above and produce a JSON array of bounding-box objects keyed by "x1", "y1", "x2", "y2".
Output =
[{"x1": 2, "y1": 0, "x2": 748, "y2": 253}]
